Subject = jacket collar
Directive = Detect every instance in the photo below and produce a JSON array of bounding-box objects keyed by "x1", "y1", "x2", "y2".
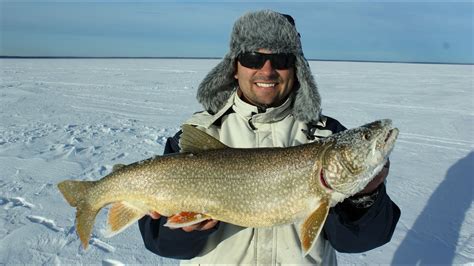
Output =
[
  {"x1": 232, "y1": 91, "x2": 294, "y2": 124},
  {"x1": 185, "y1": 90, "x2": 299, "y2": 129}
]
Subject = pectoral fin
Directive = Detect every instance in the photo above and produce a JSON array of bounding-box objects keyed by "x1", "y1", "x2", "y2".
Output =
[
  {"x1": 164, "y1": 212, "x2": 212, "y2": 228},
  {"x1": 300, "y1": 198, "x2": 330, "y2": 256},
  {"x1": 105, "y1": 201, "x2": 149, "y2": 237}
]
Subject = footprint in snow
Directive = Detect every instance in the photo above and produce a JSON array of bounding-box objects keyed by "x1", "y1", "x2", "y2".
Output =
[
  {"x1": 26, "y1": 215, "x2": 65, "y2": 233},
  {"x1": 90, "y1": 237, "x2": 116, "y2": 253},
  {"x1": 1, "y1": 196, "x2": 35, "y2": 209},
  {"x1": 102, "y1": 258, "x2": 125, "y2": 266}
]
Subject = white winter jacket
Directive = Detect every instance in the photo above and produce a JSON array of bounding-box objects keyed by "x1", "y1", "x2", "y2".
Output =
[{"x1": 180, "y1": 92, "x2": 337, "y2": 265}]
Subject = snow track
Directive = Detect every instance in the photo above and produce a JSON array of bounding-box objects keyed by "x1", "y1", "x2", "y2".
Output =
[
  {"x1": 398, "y1": 132, "x2": 473, "y2": 152},
  {"x1": 1, "y1": 59, "x2": 472, "y2": 265}
]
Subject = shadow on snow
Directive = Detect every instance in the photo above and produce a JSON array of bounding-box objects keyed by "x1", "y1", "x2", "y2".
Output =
[{"x1": 392, "y1": 152, "x2": 473, "y2": 265}]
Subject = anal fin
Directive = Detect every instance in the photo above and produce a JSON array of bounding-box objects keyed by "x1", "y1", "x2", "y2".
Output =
[
  {"x1": 300, "y1": 198, "x2": 330, "y2": 256},
  {"x1": 164, "y1": 212, "x2": 211, "y2": 228},
  {"x1": 105, "y1": 201, "x2": 149, "y2": 237}
]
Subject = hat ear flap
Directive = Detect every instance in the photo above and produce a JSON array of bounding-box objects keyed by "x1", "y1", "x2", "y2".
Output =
[
  {"x1": 293, "y1": 56, "x2": 321, "y2": 122},
  {"x1": 197, "y1": 54, "x2": 238, "y2": 114}
]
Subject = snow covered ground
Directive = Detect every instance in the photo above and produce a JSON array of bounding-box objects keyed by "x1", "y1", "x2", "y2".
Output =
[{"x1": 0, "y1": 59, "x2": 472, "y2": 265}]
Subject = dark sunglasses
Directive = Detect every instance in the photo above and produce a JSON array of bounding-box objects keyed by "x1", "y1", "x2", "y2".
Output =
[{"x1": 237, "y1": 52, "x2": 296, "y2": 70}]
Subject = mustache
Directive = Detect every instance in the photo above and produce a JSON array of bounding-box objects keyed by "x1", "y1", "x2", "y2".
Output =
[{"x1": 251, "y1": 74, "x2": 280, "y2": 83}]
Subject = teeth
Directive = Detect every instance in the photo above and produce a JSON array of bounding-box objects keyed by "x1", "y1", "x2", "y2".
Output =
[{"x1": 256, "y1": 83, "x2": 276, "y2": 88}]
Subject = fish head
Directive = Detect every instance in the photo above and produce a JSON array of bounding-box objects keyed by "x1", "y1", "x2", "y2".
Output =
[{"x1": 321, "y1": 119, "x2": 399, "y2": 196}]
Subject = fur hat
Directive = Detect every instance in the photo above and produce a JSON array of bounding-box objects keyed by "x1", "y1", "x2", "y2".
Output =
[{"x1": 197, "y1": 10, "x2": 321, "y2": 123}]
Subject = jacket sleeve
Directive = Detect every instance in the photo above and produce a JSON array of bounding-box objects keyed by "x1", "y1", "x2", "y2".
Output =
[
  {"x1": 323, "y1": 184, "x2": 400, "y2": 252},
  {"x1": 138, "y1": 131, "x2": 219, "y2": 259},
  {"x1": 322, "y1": 117, "x2": 401, "y2": 252}
]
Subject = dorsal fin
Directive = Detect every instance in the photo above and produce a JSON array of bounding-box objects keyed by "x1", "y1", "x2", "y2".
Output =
[{"x1": 180, "y1": 124, "x2": 228, "y2": 153}]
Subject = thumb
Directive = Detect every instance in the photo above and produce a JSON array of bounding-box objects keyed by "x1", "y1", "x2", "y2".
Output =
[{"x1": 148, "y1": 211, "x2": 161, "y2": 220}]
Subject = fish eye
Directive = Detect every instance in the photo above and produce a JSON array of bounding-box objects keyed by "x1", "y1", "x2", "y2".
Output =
[{"x1": 362, "y1": 132, "x2": 371, "y2": 141}]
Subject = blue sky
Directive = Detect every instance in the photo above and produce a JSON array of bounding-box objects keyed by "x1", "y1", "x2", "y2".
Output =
[{"x1": 1, "y1": 1, "x2": 473, "y2": 63}]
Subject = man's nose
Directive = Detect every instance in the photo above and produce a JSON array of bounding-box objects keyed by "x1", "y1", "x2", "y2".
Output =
[{"x1": 258, "y1": 59, "x2": 277, "y2": 75}]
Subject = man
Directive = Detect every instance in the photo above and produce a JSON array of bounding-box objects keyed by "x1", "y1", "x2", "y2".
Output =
[{"x1": 139, "y1": 10, "x2": 400, "y2": 264}]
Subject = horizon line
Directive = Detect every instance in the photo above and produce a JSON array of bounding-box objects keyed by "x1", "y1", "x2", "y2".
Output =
[{"x1": 0, "y1": 56, "x2": 472, "y2": 66}]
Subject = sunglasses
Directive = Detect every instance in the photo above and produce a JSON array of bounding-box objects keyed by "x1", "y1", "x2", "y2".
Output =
[{"x1": 237, "y1": 52, "x2": 296, "y2": 70}]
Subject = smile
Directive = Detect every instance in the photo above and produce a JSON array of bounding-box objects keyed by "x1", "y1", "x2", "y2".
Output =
[{"x1": 255, "y1": 83, "x2": 276, "y2": 88}]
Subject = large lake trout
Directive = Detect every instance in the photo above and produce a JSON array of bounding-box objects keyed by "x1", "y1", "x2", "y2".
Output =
[{"x1": 58, "y1": 119, "x2": 398, "y2": 255}]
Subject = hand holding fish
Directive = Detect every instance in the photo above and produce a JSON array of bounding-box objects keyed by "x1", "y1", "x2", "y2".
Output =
[
  {"x1": 148, "y1": 211, "x2": 219, "y2": 232},
  {"x1": 181, "y1": 219, "x2": 219, "y2": 232},
  {"x1": 356, "y1": 160, "x2": 390, "y2": 195},
  {"x1": 148, "y1": 211, "x2": 161, "y2": 220}
]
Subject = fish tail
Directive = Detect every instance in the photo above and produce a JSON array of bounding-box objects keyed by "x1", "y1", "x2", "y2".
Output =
[
  {"x1": 58, "y1": 180, "x2": 99, "y2": 249},
  {"x1": 57, "y1": 180, "x2": 95, "y2": 207},
  {"x1": 75, "y1": 202, "x2": 100, "y2": 249}
]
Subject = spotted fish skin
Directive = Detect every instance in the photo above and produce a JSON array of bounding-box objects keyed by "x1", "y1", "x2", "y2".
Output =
[{"x1": 57, "y1": 119, "x2": 398, "y2": 254}]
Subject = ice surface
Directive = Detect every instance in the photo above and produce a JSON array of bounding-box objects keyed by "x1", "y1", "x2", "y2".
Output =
[{"x1": 0, "y1": 59, "x2": 472, "y2": 264}]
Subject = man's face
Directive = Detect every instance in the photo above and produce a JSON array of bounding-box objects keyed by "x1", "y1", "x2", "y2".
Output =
[{"x1": 234, "y1": 49, "x2": 295, "y2": 108}]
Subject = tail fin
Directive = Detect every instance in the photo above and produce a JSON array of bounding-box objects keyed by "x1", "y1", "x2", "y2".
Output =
[
  {"x1": 75, "y1": 203, "x2": 100, "y2": 249},
  {"x1": 58, "y1": 180, "x2": 95, "y2": 207},
  {"x1": 57, "y1": 180, "x2": 99, "y2": 249}
]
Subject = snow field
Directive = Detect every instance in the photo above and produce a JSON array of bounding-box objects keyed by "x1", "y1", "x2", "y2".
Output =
[{"x1": 0, "y1": 59, "x2": 472, "y2": 264}]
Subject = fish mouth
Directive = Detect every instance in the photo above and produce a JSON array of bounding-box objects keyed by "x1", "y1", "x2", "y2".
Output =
[
  {"x1": 384, "y1": 130, "x2": 392, "y2": 142},
  {"x1": 384, "y1": 127, "x2": 399, "y2": 147},
  {"x1": 378, "y1": 119, "x2": 398, "y2": 144}
]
